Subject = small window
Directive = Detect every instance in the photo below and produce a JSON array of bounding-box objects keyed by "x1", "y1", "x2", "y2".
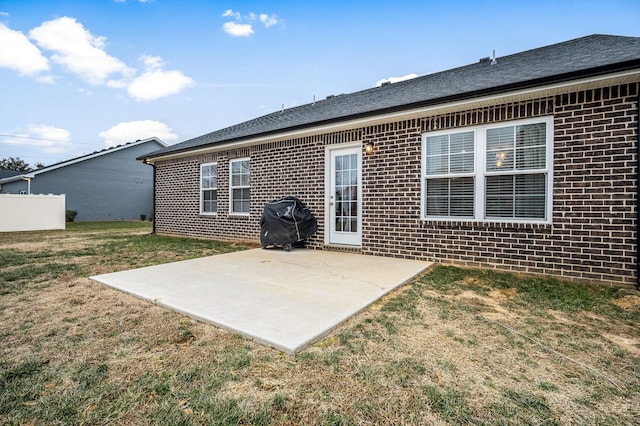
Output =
[
  {"x1": 230, "y1": 158, "x2": 250, "y2": 214},
  {"x1": 200, "y1": 162, "x2": 217, "y2": 214}
]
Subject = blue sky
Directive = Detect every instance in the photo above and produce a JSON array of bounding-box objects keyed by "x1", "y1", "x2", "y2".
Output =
[{"x1": 0, "y1": 0, "x2": 638, "y2": 167}]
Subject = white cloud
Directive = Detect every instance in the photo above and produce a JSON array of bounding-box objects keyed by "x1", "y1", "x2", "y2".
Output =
[
  {"x1": 140, "y1": 54, "x2": 163, "y2": 70},
  {"x1": 126, "y1": 55, "x2": 194, "y2": 101},
  {"x1": 375, "y1": 73, "x2": 419, "y2": 87},
  {"x1": 0, "y1": 23, "x2": 50, "y2": 76},
  {"x1": 128, "y1": 69, "x2": 194, "y2": 101},
  {"x1": 222, "y1": 21, "x2": 254, "y2": 37},
  {"x1": 0, "y1": 12, "x2": 9, "y2": 17},
  {"x1": 98, "y1": 120, "x2": 178, "y2": 147},
  {"x1": 222, "y1": 9, "x2": 241, "y2": 20},
  {"x1": 259, "y1": 13, "x2": 279, "y2": 27},
  {"x1": 2, "y1": 17, "x2": 192, "y2": 102},
  {"x1": 221, "y1": 9, "x2": 280, "y2": 36},
  {"x1": 29, "y1": 16, "x2": 134, "y2": 85},
  {"x1": 36, "y1": 75, "x2": 55, "y2": 84},
  {"x1": 2, "y1": 125, "x2": 72, "y2": 154}
]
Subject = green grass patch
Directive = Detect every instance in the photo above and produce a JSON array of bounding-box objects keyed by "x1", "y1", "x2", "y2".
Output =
[
  {"x1": 65, "y1": 221, "x2": 152, "y2": 232},
  {"x1": 0, "y1": 250, "x2": 56, "y2": 269},
  {"x1": 422, "y1": 265, "x2": 632, "y2": 318},
  {"x1": 487, "y1": 388, "x2": 558, "y2": 425},
  {"x1": 94, "y1": 233, "x2": 245, "y2": 267},
  {"x1": 322, "y1": 410, "x2": 355, "y2": 426},
  {"x1": 422, "y1": 384, "x2": 475, "y2": 423},
  {"x1": 0, "y1": 263, "x2": 82, "y2": 294},
  {"x1": 381, "y1": 281, "x2": 425, "y2": 319}
]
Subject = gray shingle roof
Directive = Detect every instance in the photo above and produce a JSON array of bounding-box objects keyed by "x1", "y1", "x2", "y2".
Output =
[
  {"x1": 0, "y1": 170, "x2": 22, "y2": 179},
  {"x1": 145, "y1": 34, "x2": 640, "y2": 160}
]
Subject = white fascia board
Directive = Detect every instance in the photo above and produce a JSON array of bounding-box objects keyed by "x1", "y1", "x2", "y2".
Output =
[
  {"x1": 0, "y1": 173, "x2": 27, "y2": 184},
  {"x1": 0, "y1": 176, "x2": 20, "y2": 184},
  {"x1": 145, "y1": 69, "x2": 640, "y2": 164}
]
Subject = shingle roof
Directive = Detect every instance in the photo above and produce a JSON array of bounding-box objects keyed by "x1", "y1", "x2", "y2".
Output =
[
  {"x1": 0, "y1": 170, "x2": 22, "y2": 179},
  {"x1": 145, "y1": 34, "x2": 640, "y2": 160},
  {"x1": 0, "y1": 137, "x2": 166, "y2": 184}
]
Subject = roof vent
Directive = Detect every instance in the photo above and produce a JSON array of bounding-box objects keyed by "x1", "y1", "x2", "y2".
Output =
[
  {"x1": 326, "y1": 95, "x2": 334, "y2": 99},
  {"x1": 479, "y1": 57, "x2": 490, "y2": 64},
  {"x1": 491, "y1": 49, "x2": 497, "y2": 65},
  {"x1": 380, "y1": 81, "x2": 391, "y2": 87}
]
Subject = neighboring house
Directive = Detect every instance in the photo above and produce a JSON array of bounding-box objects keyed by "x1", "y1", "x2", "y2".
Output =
[
  {"x1": 1, "y1": 137, "x2": 166, "y2": 222},
  {"x1": 0, "y1": 170, "x2": 22, "y2": 180},
  {"x1": 140, "y1": 34, "x2": 640, "y2": 288}
]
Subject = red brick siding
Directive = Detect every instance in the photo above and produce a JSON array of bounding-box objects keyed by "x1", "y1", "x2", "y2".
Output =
[{"x1": 154, "y1": 83, "x2": 639, "y2": 287}]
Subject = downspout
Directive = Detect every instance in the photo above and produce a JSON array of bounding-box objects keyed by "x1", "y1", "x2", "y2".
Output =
[
  {"x1": 637, "y1": 92, "x2": 640, "y2": 290},
  {"x1": 151, "y1": 162, "x2": 156, "y2": 235}
]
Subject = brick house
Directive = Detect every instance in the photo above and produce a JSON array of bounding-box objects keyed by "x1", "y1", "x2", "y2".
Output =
[{"x1": 140, "y1": 34, "x2": 640, "y2": 288}]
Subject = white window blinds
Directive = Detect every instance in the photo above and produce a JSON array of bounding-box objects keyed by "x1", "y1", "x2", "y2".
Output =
[
  {"x1": 485, "y1": 123, "x2": 547, "y2": 220},
  {"x1": 425, "y1": 131, "x2": 475, "y2": 218},
  {"x1": 230, "y1": 159, "x2": 250, "y2": 214},
  {"x1": 422, "y1": 117, "x2": 552, "y2": 223},
  {"x1": 200, "y1": 163, "x2": 217, "y2": 213}
]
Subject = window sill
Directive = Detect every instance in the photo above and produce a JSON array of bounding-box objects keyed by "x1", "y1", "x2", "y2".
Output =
[{"x1": 421, "y1": 219, "x2": 552, "y2": 230}]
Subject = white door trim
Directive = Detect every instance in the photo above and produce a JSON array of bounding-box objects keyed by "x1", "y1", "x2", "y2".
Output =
[{"x1": 325, "y1": 142, "x2": 362, "y2": 246}]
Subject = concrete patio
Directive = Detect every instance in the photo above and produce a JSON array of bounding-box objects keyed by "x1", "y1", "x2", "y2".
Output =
[{"x1": 90, "y1": 248, "x2": 431, "y2": 354}]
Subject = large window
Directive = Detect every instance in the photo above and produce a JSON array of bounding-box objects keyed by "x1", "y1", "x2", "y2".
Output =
[
  {"x1": 200, "y1": 162, "x2": 217, "y2": 214},
  {"x1": 422, "y1": 117, "x2": 552, "y2": 223},
  {"x1": 230, "y1": 158, "x2": 250, "y2": 214}
]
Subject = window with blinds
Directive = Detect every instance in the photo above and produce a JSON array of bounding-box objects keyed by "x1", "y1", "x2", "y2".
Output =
[
  {"x1": 200, "y1": 162, "x2": 217, "y2": 214},
  {"x1": 485, "y1": 123, "x2": 547, "y2": 219},
  {"x1": 230, "y1": 158, "x2": 250, "y2": 214},
  {"x1": 421, "y1": 117, "x2": 552, "y2": 223},
  {"x1": 424, "y1": 131, "x2": 475, "y2": 217}
]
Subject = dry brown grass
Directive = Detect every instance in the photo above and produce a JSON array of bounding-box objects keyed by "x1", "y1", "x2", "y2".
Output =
[{"x1": 1, "y1": 224, "x2": 639, "y2": 425}]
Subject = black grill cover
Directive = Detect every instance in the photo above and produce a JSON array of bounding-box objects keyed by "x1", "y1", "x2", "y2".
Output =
[{"x1": 260, "y1": 196, "x2": 318, "y2": 249}]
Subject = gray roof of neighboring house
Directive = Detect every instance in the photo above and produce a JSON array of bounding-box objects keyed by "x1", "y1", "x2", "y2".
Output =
[
  {"x1": 0, "y1": 170, "x2": 22, "y2": 179},
  {"x1": 143, "y1": 34, "x2": 640, "y2": 160},
  {"x1": 0, "y1": 137, "x2": 166, "y2": 184}
]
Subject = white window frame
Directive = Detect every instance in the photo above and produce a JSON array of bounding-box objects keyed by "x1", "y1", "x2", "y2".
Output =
[
  {"x1": 229, "y1": 157, "x2": 250, "y2": 215},
  {"x1": 421, "y1": 116, "x2": 554, "y2": 224},
  {"x1": 200, "y1": 162, "x2": 218, "y2": 215}
]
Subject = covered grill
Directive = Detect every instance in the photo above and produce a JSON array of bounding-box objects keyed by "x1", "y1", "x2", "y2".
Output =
[{"x1": 260, "y1": 196, "x2": 318, "y2": 251}]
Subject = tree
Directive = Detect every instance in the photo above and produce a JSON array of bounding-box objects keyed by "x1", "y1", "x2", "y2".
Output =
[{"x1": 0, "y1": 157, "x2": 32, "y2": 171}]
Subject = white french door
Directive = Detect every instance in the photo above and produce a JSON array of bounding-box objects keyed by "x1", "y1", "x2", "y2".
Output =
[{"x1": 326, "y1": 145, "x2": 362, "y2": 246}]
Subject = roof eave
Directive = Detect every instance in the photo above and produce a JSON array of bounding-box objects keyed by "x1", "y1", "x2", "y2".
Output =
[
  {"x1": 0, "y1": 174, "x2": 27, "y2": 184},
  {"x1": 142, "y1": 59, "x2": 640, "y2": 163}
]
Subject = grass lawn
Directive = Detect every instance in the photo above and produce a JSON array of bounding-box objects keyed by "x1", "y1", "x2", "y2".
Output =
[{"x1": 1, "y1": 222, "x2": 639, "y2": 425}]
